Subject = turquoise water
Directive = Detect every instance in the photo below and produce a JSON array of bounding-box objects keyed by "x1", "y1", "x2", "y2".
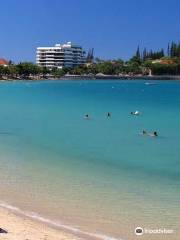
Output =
[{"x1": 0, "y1": 80, "x2": 180, "y2": 240}]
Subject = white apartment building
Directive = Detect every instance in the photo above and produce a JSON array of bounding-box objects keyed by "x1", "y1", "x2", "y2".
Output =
[{"x1": 36, "y1": 42, "x2": 86, "y2": 69}]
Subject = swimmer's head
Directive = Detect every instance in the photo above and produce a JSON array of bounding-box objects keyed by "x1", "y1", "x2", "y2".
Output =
[{"x1": 154, "y1": 131, "x2": 158, "y2": 136}]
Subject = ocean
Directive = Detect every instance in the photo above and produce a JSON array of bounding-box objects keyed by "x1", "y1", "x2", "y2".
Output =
[{"x1": 0, "y1": 79, "x2": 179, "y2": 240}]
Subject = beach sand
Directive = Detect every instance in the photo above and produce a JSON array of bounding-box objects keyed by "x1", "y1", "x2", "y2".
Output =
[
  {"x1": 0, "y1": 207, "x2": 81, "y2": 240},
  {"x1": 0, "y1": 204, "x2": 179, "y2": 240}
]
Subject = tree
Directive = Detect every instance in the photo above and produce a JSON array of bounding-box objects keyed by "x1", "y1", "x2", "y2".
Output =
[
  {"x1": 170, "y1": 42, "x2": 177, "y2": 57},
  {"x1": 96, "y1": 62, "x2": 115, "y2": 75},
  {"x1": 51, "y1": 68, "x2": 66, "y2": 78},
  {"x1": 167, "y1": 43, "x2": 170, "y2": 57},
  {"x1": 129, "y1": 55, "x2": 141, "y2": 64},
  {"x1": 86, "y1": 48, "x2": 94, "y2": 63},
  {"x1": 135, "y1": 46, "x2": 141, "y2": 62},
  {"x1": 16, "y1": 62, "x2": 41, "y2": 76},
  {"x1": 143, "y1": 48, "x2": 147, "y2": 61}
]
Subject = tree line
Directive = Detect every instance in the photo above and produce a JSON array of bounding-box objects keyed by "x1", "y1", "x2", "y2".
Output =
[
  {"x1": 1, "y1": 40, "x2": 180, "y2": 79},
  {"x1": 135, "y1": 41, "x2": 180, "y2": 61}
]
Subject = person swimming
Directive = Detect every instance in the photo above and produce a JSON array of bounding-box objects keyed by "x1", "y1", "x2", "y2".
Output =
[
  {"x1": 142, "y1": 130, "x2": 158, "y2": 137},
  {"x1": 107, "y1": 112, "x2": 111, "y2": 118},
  {"x1": 142, "y1": 130, "x2": 147, "y2": 135},
  {"x1": 84, "y1": 114, "x2": 90, "y2": 119},
  {"x1": 150, "y1": 131, "x2": 158, "y2": 137},
  {"x1": 131, "y1": 110, "x2": 140, "y2": 116},
  {"x1": 154, "y1": 131, "x2": 158, "y2": 136}
]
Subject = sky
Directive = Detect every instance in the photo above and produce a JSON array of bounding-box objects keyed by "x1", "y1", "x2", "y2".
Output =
[{"x1": 0, "y1": 0, "x2": 180, "y2": 62}]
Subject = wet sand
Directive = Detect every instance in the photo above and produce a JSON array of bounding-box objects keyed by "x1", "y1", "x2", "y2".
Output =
[{"x1": 0, "y1": 207, "x2": 82, "y2": 240}]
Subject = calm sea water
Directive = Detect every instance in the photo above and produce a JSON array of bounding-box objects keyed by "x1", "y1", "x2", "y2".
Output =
[{"x1": 0, "y1": 80, "x2": 180, "y2": 240}]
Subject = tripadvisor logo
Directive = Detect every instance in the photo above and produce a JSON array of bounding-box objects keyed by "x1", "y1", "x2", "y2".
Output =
[
  {"x1": 135, "y1": 227, "x2": 144, "y2": 236},
  {"x1": 135, "y1": 226, "x2": 174, "y2": 236}
]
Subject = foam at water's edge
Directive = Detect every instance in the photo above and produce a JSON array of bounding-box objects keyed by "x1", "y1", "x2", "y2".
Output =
[{"x1": 0, "y1": 202, "x2": 124, "y2": 240}]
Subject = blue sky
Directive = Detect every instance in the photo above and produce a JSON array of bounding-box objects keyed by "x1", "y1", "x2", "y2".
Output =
[{"x1": 0, "y1": 0, "x2": 180, "y2": 62}]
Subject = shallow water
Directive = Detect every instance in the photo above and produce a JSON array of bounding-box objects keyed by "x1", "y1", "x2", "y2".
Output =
[{"x1": 0, "y1": 80, "x2": 179, "y2": 240}]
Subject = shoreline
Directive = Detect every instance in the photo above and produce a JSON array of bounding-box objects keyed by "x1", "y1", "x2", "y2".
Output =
[
  {"x1": 0, "y1": 203, "x2": 119, "y2": 240},
  {"x1": 61, "y1": 75, "x2": 180, "y2": 80},
  {"x1": 1, "y1": 75, "x2": 180, "y2": 81},
  {"x1": 0, "y1": 206, "x2": 83, "y2": 240}
]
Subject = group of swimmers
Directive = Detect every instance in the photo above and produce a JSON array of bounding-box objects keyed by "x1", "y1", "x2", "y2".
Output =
[
  {"x1": 131, "y1": 110, "x2": 158, "y2": 137},
  {"x1": 132, "y1": 111, "x2": 158, "y2": 137},
  {"x1": 142, "y1": 130, "x2": 158, "y2": 137},
  {"x1": 84, "y1": 112, "x2": 111, "y2": 120},
  {"x1": 84, "y1": 111, "x2": 158, "y2": 137}
]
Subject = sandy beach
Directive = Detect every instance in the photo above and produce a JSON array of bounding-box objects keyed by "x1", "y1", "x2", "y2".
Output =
[{"x1": 0, "y1": 207, "x2": 81, "y2": 240}]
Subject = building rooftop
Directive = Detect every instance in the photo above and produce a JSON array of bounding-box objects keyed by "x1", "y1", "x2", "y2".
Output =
[
  {"x1": 37, "y1": 42, "x2": 81, "y2": 50},
  {"x1": 0, "y1": 58, "x2": 9, "y2": 66}
]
